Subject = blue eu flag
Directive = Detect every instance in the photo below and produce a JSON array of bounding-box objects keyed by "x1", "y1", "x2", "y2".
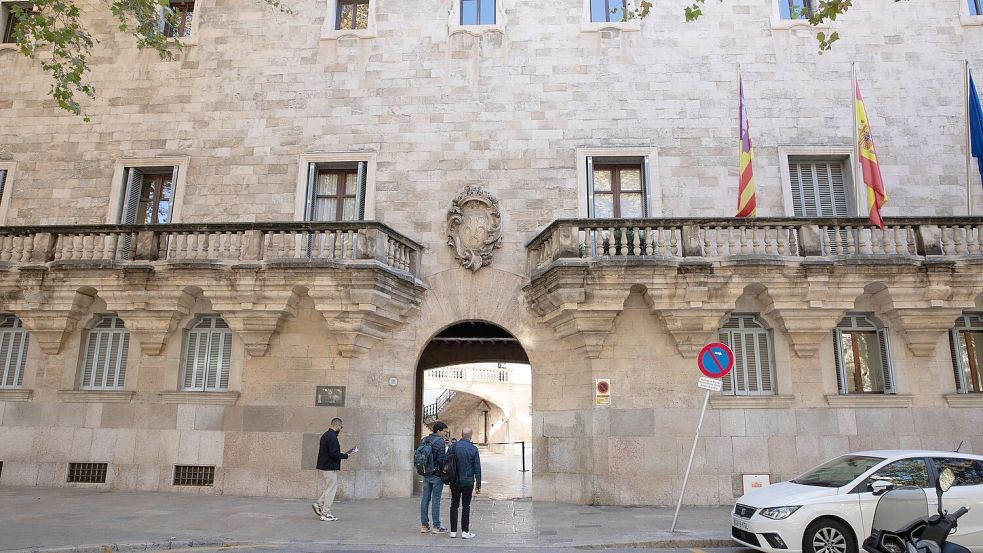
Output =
[{"x1": 971, "y1": 71, "x2": 983, "y2": 187}]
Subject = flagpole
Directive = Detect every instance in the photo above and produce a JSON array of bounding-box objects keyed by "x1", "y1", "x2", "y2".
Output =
[
  {"x1": 852, "y1": 62, "x2": 862, "y2": 217},
  {"x1": 967, "y1": 60, "x2": 974, "y2": 216}
]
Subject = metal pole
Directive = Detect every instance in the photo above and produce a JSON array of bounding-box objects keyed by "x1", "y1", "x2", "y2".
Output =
[
  {"x1": 967, "y1": 60, "x2": 974, "y2": 216},
  {"x1": 852, "y1": 62, "x2": 863, "y2": 217},
  {"x1": 520, "y1": 441, "x2": 528, "y2": 472},
  {"x1": 670, "y1": 389, "x2": 711, "y2": 533}
]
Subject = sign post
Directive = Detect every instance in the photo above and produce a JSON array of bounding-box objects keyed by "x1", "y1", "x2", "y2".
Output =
[{"x1": 670, "y1": 342, "x2": 734, "y2": 533}]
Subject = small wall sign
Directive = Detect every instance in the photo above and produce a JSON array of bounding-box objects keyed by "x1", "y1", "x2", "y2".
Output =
[
  {"x1": 315, "y1": 386, "x2": 346, "y2": 407},
  {"x1": 594, "y1": 378, "x2": 611, "y2": 406}
]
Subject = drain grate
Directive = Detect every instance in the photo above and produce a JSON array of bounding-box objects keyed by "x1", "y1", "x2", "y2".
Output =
[
  {"x1": 173, "y1": 465, "x2": 215, "y2": 486},
  {"x1": 67, "y1": 462, "x2": 107, "y2": 483}
]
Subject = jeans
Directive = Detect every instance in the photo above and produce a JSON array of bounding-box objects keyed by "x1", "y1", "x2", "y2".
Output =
[
  {"x1": 420, "y1": 475, "x2": 444, "y2": 527},
  {"x1": 450, "y1": 485, "x2": 474, "y2": 533}
]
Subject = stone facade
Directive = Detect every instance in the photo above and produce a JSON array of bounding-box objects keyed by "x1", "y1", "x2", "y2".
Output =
[{"x1": 0, "y1": 0, "x2": 982, "y2": 505}]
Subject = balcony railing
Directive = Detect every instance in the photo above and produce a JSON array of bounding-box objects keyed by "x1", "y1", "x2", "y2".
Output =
[
  {"x1": 0, "y1": 222, "x2": 422, "y2": 276},
  {"x1": 527, "y1": 217, "x2": 983, "y2": 272},
  {"x1": 427, "y1": 366, "x2": 512, "y2": 383}
]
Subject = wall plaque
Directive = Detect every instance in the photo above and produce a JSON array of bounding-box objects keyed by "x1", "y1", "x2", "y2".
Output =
[{"x1": 315, "y1": 386, "x2": 346, "y2": 407}]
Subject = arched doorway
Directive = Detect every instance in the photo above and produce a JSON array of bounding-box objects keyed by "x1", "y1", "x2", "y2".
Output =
[{"x1": 414, "y1": 320, "x2": 532, "y2": 499}]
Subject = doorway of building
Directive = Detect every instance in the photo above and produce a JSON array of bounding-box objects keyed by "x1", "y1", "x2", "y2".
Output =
[{"x1": 415, "y1": 321, "x2": 532, "y2": 500}]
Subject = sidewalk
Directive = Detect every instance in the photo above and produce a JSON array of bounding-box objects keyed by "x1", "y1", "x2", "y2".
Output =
[{"x1": 0, "y1": 486, "x2": 735, "y2": 552}]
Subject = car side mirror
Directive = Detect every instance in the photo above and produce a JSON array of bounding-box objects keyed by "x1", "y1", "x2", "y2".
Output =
[{"x1": 871, "y1": 480, "x2": 895, "y2": 496}]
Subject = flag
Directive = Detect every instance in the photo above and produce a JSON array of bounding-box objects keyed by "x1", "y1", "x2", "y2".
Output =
[
  {"x1": 736, "y1": 77, "x2": 757, "y2": 217},
  {"x1": 855, "y1": 82, "x2": 887, "y2": 229},
  {"x1": 970, "y1": 70, "x2": 983, "y2": 187}
]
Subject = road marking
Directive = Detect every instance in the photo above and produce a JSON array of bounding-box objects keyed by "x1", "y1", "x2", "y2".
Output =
[{"x1": 690, "y1": 548, "x2": 710, "y2": 553}]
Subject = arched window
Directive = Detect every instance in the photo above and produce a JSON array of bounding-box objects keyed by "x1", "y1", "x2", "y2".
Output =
[
  {"x1": 718, "y1": 314, "x2": 774, "y2": 395},
  {"x1": 0, "y1": 315, "x2": 29, "y2": 389},
  {"x1": 181, "y1": 315, "x2": 232, "y2": 392},
  {"x1": 80, "y1": 316, "x2": 129, "y2": 390},
  {"x1": 834, "y1": 313, "x2": 895, "y2": 394},
  {"x1": 950, "y1": 314, "x2": 983, "y2": 394}
]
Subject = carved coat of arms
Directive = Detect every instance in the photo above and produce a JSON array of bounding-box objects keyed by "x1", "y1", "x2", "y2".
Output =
[{"x1": 446, "y1": 185, "x2": 503, "y2": 272}]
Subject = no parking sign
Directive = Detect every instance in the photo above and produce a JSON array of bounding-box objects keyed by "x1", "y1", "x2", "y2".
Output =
[{"x1": 697, "y1": 342, "x2": 734, "y2": 379}]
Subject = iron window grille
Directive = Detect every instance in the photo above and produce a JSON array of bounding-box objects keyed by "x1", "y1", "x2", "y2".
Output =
[
  {"x1": 67, "y1": 462, "x2": 108, "y2": 483},
  {"x1": 173, "y1": 465, "x2": 215, "y2": 486},
  {"x1": 0, "y1": 315, "x2": 29, "y2": 389},
  {"x1": 181, "y1": 316, "x2": 232, "y2": 392},
  {"x1": 79, "y1": 316, "x2": 129, "y2": 391},
  {"x1": 833, "y1": 314, "x2": 895, "y2": 395},
  {"x1": 718, "y1": 314, "x2": 775, "y2": 396}
]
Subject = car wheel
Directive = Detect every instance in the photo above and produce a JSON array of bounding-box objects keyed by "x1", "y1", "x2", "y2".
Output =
[{"x1": 804, "y1": 519, "x2": 856, "y2": 553}]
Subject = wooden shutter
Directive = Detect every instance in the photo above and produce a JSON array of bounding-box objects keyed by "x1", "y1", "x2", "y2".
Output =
[
  {"x1": 356, "y1": 161, "x2": 367, "y2": 220},
  {"x1": 0, "y1": 322, "x2": 12, "y2": 387},
  {"x1": 183, "y1": 331, "x2": 201, "y2": 390},
  {"x1": 718, "y1": 330, "x2": 734, "y2": 393},
  {"x1": 758, "y1": 332, "x2": 773, "y2": 393},
  {"x1": 950, "y1": 329, "x2": 967, "y2": 393},
  {"x1": 833, "y1": 329, "x2": 848, "y2": 394},
  {"x1": 878, "y1": 328, "x2": 895, "y2": 394},
  {"x1": 641, "y1": 156, "x2": 650, "y2": 217},
  {"x1": 0, "y1": 170, "x2": 6, "y2": 205},
  {"x1": 121, "y1": 168, "x2": 143, "y2": 224},
  {"x1": 789, "y1": 160, "x2": 849, "y2": 217}
]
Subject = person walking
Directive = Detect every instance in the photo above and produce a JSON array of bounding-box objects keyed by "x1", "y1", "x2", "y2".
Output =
[
  {"x1": 448, "y1": 427, "x2": 481, "y2": 539},
  {"x1": 419, "y1": 421, "x2": 449, "y2": 534},
  {"x1": 313, "y1": 417, "x2": 355, "y2": 522}
]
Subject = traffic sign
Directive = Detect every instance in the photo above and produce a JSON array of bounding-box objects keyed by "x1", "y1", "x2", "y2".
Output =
[{"x1": 697, "y1": 342, "x2": 734, "y2": 379}]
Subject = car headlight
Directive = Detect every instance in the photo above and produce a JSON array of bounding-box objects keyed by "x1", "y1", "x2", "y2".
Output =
[{"x1": 759, "y1": 506, "x2": 801, "y2": 520}]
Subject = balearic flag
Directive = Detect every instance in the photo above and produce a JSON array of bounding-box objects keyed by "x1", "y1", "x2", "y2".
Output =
[
  {"x1": 970, "y1": 70, "x2": 983, "y2": 186},
  {"x1": 736, "y1": 77, "x2": 756, "y2": 217},
  {"x1": 855, "y1": 82, "x2": 887, "y2": 229}
]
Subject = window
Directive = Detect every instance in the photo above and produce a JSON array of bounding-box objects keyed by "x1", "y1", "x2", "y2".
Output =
[
  {"x1": 181, "y1": 316, "x2": 232, "y2": 392},
  {"x1": 590, "y1": 0, "x2": 625, "y2": 22},
  {"x1": 336, "y1": 0, "x2": 369, "y2": 30},
  {"x1": 788, "y1": 158, "x2": 852, "y2": 217},
  {"x1": 0, "y1": 316, "x2": 28, "y2": 389},
  {"x1": 933, "y1": 458, "x2": 983, "y2": 486},
  {"x1": 173, "y1": 465, "x2": 215, "y2": 486},
  {"x1": 304, "y1": 162, "x2": 366, "y2": 222},
  {"x1": 718, "y1": 315, "x2": 775, "y2": 396},
  {"x1": 858, "y1": 458, "x2": 930, "y2": 492},
  {"x1": 163, "y1": 1, "x2": 195, "y2": 38},
  {"x1": 950, "y1": 314, "x2": 983, "y2": 393},
  {"x1": 67, "y1": 462, "x2": 108, "y2": 483},
  {"x1": 587, "y1": 157, "x2": 648, "y2": 218},
  {"x1": 834, "y1": 314, "x2": 895, "y2": 395},
  {"x1": 79, "y1": 316, "x2": 129, "y2": 391},
  {"x1": 461, "y1": 0, "x2": 495, "y2": 25},
  {"x1": 970, "y1": 0, "x2": 982, "y2": 17},
  {"x1": 120, "y1": 167, "x2": 177, "y2": 224},
  {"x1": 0, "y1": 168, "x2": 7, "y2": 206},
  {"x1": 1, "y1": 2, "x2": 30, "y2": 44},
  {"x1": 779, "y1": 0, "x2": 812, "y2": 20}
]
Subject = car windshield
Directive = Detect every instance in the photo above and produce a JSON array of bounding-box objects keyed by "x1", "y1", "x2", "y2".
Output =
[{"x1": 791, "y1": 455, "x2": 885, "y2": 488}]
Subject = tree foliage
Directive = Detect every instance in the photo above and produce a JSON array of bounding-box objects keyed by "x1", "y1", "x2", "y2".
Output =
[{"x1": 6, "y1": 0, "x2": 891, "y2": 121}]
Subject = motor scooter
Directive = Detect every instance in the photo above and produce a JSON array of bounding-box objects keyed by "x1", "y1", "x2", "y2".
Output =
[{"x1": 862, "y1": 467, "x2": 970, "y2": 553}]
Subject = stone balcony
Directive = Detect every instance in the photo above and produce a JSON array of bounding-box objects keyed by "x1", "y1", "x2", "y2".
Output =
[
  {"x1": 0, "y1": 222, "x2": 426, "y2": 359},
  {"x1": 525, "y1": 217, "x2": 983, "y2": 360}
]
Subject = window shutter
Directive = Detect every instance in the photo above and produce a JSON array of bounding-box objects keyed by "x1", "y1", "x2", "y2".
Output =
[
  {"x1": 206, "y1": 329, "x2": 221, "y2": 389},
  {"x1": 878, "y1": 328, "x2": 895, "y2": 394},
  {"x1": 116, "y1": 331, "x2": 129, "y2": 388},
  {"x1": 219, "y1": 332, "x2": 231, "y2": 390},
  {"x1": 789, "y1": 160, "x2": 849, "y2": 217},
  {"x1": 758, "y1": 332, "x2": 774, "y2": 393},
  {"x1": 183, "y1": 331, "x2": 199, "y2": 390},
  {"x1": 586, "y1": 156, "x2": 595, "y2": 218},
  {"x1": 121, "y1": 168, "x2": 144, "y2": 224},
  {"x1": 94, "y1": 332, "x2": 110, "y2": 388},
  {"x1": 718, "y1": 331, "x2": 734, "y2": 393},
  {"x1": 789, "y1": 162, "x2": 814, "y2": 217},
  {"x1": 0, "y1": 170, "x2": 6, "y2": 204},
  {"x1": 833, "y1": 329, "x2": 848, "y2": 394},
  {"x1": 0, "y1": 331, "x2": 11, "y2": 387},
  {"x1": 732, "y1": 331, "x2": 746, "y2": 394},
  {"x1": 356, "y1": 161, "x2": 367, "y2": 220},
  {"x1": 305, "y1": 163, "x2": 317, "y2": 221},
  {"x1": 641, "y1": 156, "x2": 650, "y2": 217},
  {"x1": 80, "y1": 330, "x2": 97, "y2": 388},
  {"x1": 950, "y1": 329, "x2": 967, "y2": 393},
  {"x1": 743, "y1": 332, "x2": 758, "y2": 393}
]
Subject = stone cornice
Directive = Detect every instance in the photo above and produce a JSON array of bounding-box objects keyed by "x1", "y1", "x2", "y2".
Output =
[
  {"x1": 158, "y1": 391, "x2": 240, "y2": 405},
  {"x1": 0, "y1": 388, "x2": 33, "y2": 402},
  {"x1": 824, "y1": 394, "x2": 913, "y2": 408},
  {"x1": 944, "y1": 394, "x2": 983, "y2": 408},
  {"x1": 709, "y1": 395, "x2": 795, "y2": 409},
  {"x1": 58, "y1": 390, "x2": 135, "y2": 403}
]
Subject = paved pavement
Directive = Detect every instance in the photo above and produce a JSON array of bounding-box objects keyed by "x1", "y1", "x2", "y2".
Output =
[{"x1": 0, "y1": 485, "x2": 736, "y2": 553}]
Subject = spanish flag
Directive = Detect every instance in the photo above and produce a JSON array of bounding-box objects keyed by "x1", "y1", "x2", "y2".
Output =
[
  {"x1": 856, "y1": 82, "x2": 887, "y2": 228},
  {"x1": 736, "y1": 77, "x2": 756, "y2": 217}
]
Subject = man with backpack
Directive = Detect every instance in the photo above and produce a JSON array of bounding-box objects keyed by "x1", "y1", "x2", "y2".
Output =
[
  {"x1": 447, "y1": 427, "x2": 481, "y2": 539},
  {"x1": 416, "y1": 421, "x2": 449, "y2": 534}
]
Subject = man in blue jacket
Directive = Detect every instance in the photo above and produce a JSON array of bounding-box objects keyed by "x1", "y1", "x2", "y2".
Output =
[
  {"x1": 420, "y1": 421, "x2": 449, "y2": 534},
  {"x1": 313, "y1": 417, "x2": 355, "y2": 522},
  {"x1": 448, "y1": 427, "x2": 481, "y2": 539}
]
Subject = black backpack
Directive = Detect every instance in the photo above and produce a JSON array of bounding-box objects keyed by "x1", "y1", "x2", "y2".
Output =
[{"x1": 439, "y1": 443, "x2": 458, "y2": 486}]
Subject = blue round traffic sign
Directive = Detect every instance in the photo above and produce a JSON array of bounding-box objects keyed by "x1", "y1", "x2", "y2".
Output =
[{"x1": 697, "y1": 342, "x2": 734, "y2": 379}]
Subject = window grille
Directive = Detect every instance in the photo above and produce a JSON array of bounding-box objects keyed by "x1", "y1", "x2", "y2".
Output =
[
  {"x1": 718, "y1": 314, "x2": 775, "y2": 395},
  {"x1": 0, "y1": 315, "x2": 28, "y2": 389},
  {"x1": 951, "y1": 313, "x2": 983, "y2": 393},
  {"x1": 173, "y1": 465, "x2": 215, "y2": 486},
  {"x1": 833, "y1": 314, "x2": 895, "y2": 394},
  {"x1": 79, "y1": 316, "x2": 129, "y2": 390},
  {"x1": 67, "y1": 462, "x2": 107, "y2": 483},
  {"x1": 182, "y1": 316, "x2": 232, "y2": 392}
]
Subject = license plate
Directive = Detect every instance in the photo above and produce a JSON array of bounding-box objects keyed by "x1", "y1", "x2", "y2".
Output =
[{"x1": 733, "y1": 516, "x2": 752, "y2": 531}]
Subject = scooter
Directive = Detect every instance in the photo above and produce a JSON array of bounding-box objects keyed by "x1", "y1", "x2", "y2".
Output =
[{"x1": 863, "y1": 467, "x2": 970, "y2": 553}]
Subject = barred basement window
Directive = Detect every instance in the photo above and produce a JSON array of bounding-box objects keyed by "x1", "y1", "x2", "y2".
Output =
[
  {"x1": 718, "y1": 314, "x2": 775, "y2": 396},
  {"x1": 951, "y1": 314, "x2": 983, "y2": 393},
  {"x1": 67, "y1": 462, "x2": 107, "y2": 483},
  {"x1": 173, "y1": 465, "x2": 215, "y2": 486},
  {"x1": 0, "y1": 315, "x2": 28, "y2": 389},
  {"x1": 834, "y1": 314, "x2": 895, "y2": 395},
  {"x1": 181, "y1": 316, "x2": 232, "y2": 392},
  {"x1": 79, "y1": 316, "x2": 129, "y2": 390}
]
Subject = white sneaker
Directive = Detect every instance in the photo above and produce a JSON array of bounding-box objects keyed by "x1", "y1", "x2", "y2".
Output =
[
  {"x1": 319, "y1": 513, "x2": 338, "y2": 522},
  {"x1": 449, "y1": 532, "x2": 457, "y2": 538},
  {"x1": 462, "y1": 532, "x2": 475, "y2": 539}
]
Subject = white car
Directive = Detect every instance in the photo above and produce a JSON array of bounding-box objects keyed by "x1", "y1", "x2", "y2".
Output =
[{"x1": 732, "y1": 450, "x2": 983, "y2": 553}]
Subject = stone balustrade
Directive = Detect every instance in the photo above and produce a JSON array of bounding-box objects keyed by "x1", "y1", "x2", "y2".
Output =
[
  {"x1": 427, "y1": 366, "x2": 512, "y2": 383},
  {"x1": 0, "y1": 222, "x2": 422, "y2": 276},
  {"x1": 526, "y1": 217, "x2": 983, "y2": 273}
]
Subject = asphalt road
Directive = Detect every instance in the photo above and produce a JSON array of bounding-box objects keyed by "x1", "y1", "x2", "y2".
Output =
[{"x1": 156, "y1": 546, "x2": 754, "y2": 553}]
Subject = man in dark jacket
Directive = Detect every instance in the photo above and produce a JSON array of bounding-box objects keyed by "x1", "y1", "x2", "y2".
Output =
[
  {"x1": 313, "y1": 417, "x2": 355, "y2": 521},
  {"x1": 448, "y1": 427, "x2": 481, "y2": 539},
  {"x1": 419, "y1": 421, "x2": 449, "y2": 534}
]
